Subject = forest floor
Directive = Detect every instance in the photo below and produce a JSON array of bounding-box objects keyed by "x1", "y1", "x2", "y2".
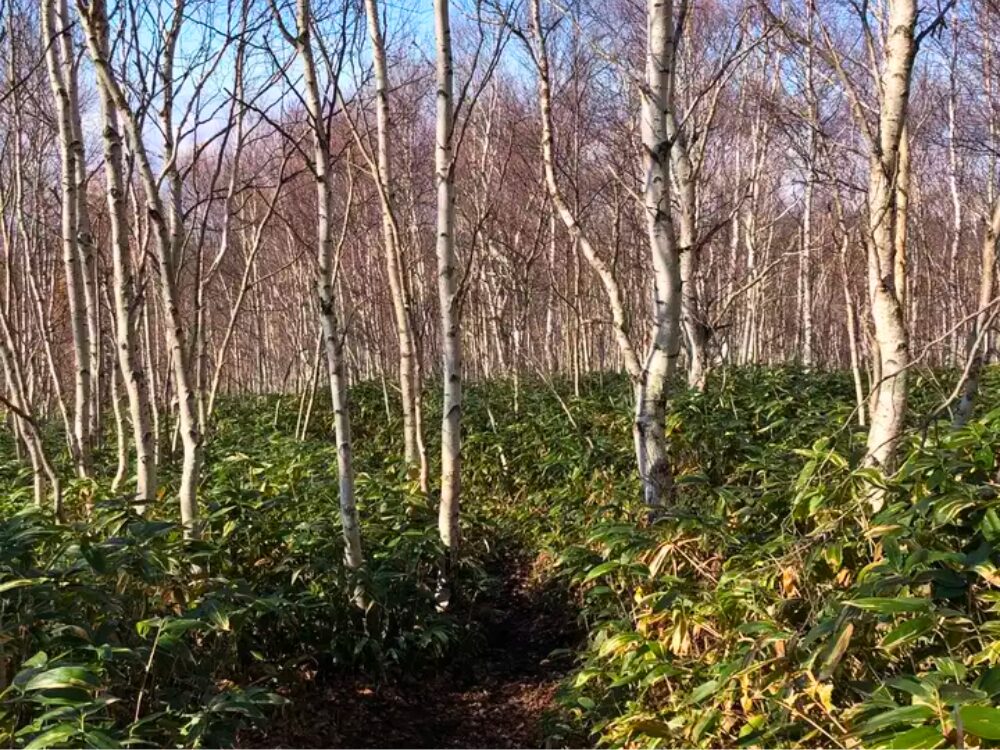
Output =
[{"x1": 242, "y1": 552, "x2": 582, "y2": 748}]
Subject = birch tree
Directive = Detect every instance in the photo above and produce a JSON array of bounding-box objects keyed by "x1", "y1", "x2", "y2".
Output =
[
  {"x1": 269, "y1": 0, "x2": 363, "y2": 570},
  {"x1": 41, "y1": 0, "x2": 92, "y2": 477},
  {"x1": 90, "y1": 9, "x2": 156, "y2": 508},
  {"x1": 74, "y1": 0, "x2": 203, "y2": 536},
  {"x1": 525, "y1": 0, "x2": 682, "y2": 505},
  {"x1": 435, "y1": 0, "x2": 460, "y2": 561},
  {"x1": 861, "y1": 0, "x2": 918, "y2": 479},
  {"x1": 636, "y1": 0, "x2": 683, "y2": 504},
  {"x1": 362, "y1": 0, "x2": 425, "y2": 483}
]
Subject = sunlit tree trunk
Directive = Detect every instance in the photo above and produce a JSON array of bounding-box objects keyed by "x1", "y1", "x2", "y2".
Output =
[
  {"x1": 636, "y1": 0, "x2": 683, "y2": 505},
  {"x1": 863, "y1": 0, "x2": 917, "y2": 482},
  {"x1": 41, "y1": 0, "x2": 91, "y2": 477},
  {"x1": 76, "y1": 0, "x2": 202, "y2": 536},
  {"x1": 529, "y1": 0, "x2": 679, "y2": 506},
  {"x1": 90, "y1": 14, "x2": 156, "y2": 509},
  {"x1": 529, "y1": 0, "x2": 641, "y2": 384},
  {"x1": 275, "y1": 0, "x2": 364, "y2": 570},
  {"x1": 672, "y1": 121, "x2": 706, "y2": 390},
  {"x1": 59, "y1": 0, "x2": 100, "y2": 451},
  {"x1": 800, "y1": 3, "x2": 817, "y2": 367},
  {"x1": 109, "y1": 350, "x2": 128, "y2": 493},
  {"x1": 947, "y1": 14, "x2": 963, "y2": 364},
  {"x1": 435, "y1": 0, "x2": 461, "y2": 560},
  {"x1": 363, "y1": 0, "x2": 423, "y2": 479}
]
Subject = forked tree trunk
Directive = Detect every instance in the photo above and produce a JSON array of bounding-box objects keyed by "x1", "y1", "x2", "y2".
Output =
[
  {"x1": 529, "y1": 0, "x2": 641, "y2": 383},
  {"x1": 76, "y1": 0, "x2": 201, "y2": 536},
  {"x1": 529, "y1": 0, "x2": 679, "y2": 507}
]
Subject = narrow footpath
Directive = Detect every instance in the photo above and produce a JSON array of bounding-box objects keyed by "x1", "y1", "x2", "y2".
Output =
[{"x1": 243, "y1": 555, "x2": 581, "y2": 748}]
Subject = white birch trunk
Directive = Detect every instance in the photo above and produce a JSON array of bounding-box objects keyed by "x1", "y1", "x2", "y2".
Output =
[
  {"x1": 637, "y1": 0, "x2": 683, "y2": 506},
  {"x1": 90, "y1": 17, "x2": 157, "y2": 509},
  {"x1": 801, "y1": 5, "x2": 817, "y2": 367},
  {"x1": 435, "y1": 0, "x2": 461, "y2": 557},
  {"x1": 41, "y1": 0, "x2": 91, "y2": 477},
  {"x1": 283, "y1": 0, "x2": 364, "y2": 570},
  {"x1": 75, "y1": 0, "x2": 201, "y2": 536},
  {"x1": 863, "y1": 0, "x2": 917, "y2": 481},
  {"x1": 363, "y1": 0, "x2": 422, "y2": 475}
]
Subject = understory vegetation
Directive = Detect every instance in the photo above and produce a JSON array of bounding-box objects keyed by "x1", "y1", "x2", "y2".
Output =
[{"x1": 3, "y1": 367, "x2": 1000, "y2": 748}]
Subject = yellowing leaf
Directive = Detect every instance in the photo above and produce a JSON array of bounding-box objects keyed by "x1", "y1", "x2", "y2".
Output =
[{"x1": 819, "y1": 622, "x2": 853, "y2": 680}]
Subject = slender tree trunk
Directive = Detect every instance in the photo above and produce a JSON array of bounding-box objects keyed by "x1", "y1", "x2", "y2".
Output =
[
  {"x1": 947, "y1": 14, "x2": 963, "y2": 364},
  {"x1": 59, "y1": 0, "x2": 100, "y2": 453},
  {"x1": 636, "y1": 0, "x2": 683, "y2": 506},
  {"x1": 299, "y1": 331, "x2": 323, "y2": 441},
  {"x1": 42, "y1": 0, "x2": 91, "y2": 477},
  {"x1": 954, "y1": 196, "x2": 1000, "y2": 425},
  {"x1": 667, "y1": 18, "x2": 706, "y2": 391},
  {"x1": 801, "y1": 3, "x2": 817, "y2": 367},
  {"x1": 529, "y1": 0, "x2": 641, "y2": 383},
  {"x1": 674, "y1": 135, "x2": 706, "y2": 390},
  {"x1": 110, "y1": 356, "x2": 128, "y2": 493},
  {"x1": 282, "y1": 0, "x2": 364, "y2": 570},
  {"x1": 834, "y1": 195, "x2": 867, "y2": 427},
  {"x1": 435, "y1": 0, "x2": 461, "y2": 560},
  {"x1": 91, "y1": 17, "x2": 156, "y2": 509},
  {"x1": 0, "y1": 312, "x2": 62, "y2": 515},
  {"x1": 76, "y1": 0, "x2": 201, "y2": 536},
  {"x1": 363, "y1": 0, "x2": 423, "y2": 477}
]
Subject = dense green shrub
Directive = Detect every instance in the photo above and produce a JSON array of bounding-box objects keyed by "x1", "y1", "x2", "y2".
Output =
[
  {"x1": 551, "y1": 367, "x2": 1000, "y2": 748},
  {"x1": 5, "y1": 367, "x2": 1000, "y2": 747}
]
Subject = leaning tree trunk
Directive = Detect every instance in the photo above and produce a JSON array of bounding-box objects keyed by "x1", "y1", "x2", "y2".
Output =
[
  {"x1": 92, "y1": 16, "x2": 156, "y2": 509},
  {"x1": 363, "y1": 0, "x2": 423, "y2": 478},
  {"x1": 42, "y1": 0, "x2": 91, "y2": 477},
  {"x1": 76, "y1": 0, "x2": 202, "y2": 537}
]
